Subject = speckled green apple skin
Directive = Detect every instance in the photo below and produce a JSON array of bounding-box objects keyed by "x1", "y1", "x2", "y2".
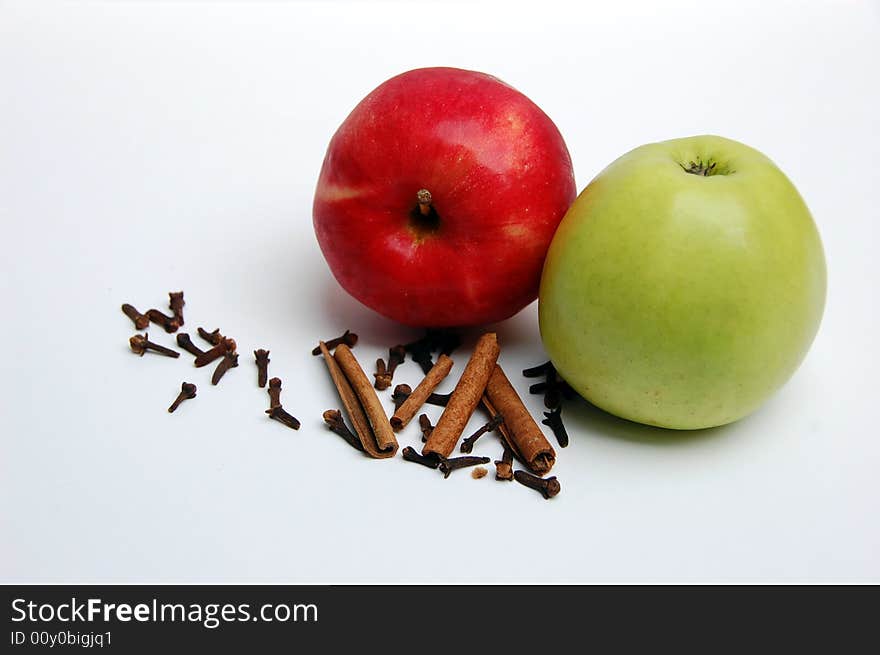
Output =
[{"x1": 539, "y1": 135, "x2": 826, "y2": 430}]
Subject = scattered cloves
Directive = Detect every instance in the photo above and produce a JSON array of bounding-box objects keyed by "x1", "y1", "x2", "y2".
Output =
[
  {"x1": 129, "y1": 333, "x2": 180, "y2": 358},
  {"x1": 391, "y1": 384, "x2": 413, "y2": 410},
  {"x1": 266, "y1": 405, "x2": 301, "y2": 430},
  {"x1": 168, "y1": 291, "x2": 185, "y2": 327},
  {"x1": 374, "y1": 345, "x2": 406, "y2": 390},
  {"x1": 438, "y1": 455, "x2": 491, "y2": 479},
  {"x1": 418, "y1": 413, "x2": 434, "y2": 443},
  {"x1": 494, "y1": 442, "x2": 514, "y2": 481},
  {"x1": 267, "y1": 377, "x2": 283, "y2": 409},
  {"x1": 194, "y1": 337, "x2": 236, "y2": 368},
  {"x1": 197, "y1": 327, "x2": 223, "y2": 345},
  {"x1": 211, "y1": 351, "x2": 239, "y2": 385},
  {"x1": 265, "y1": 378, "x2": 299, "y2": 429},
  {"x1": 176, "y1": 333, "x2": 206, "y2": 357},
  {"x1": 528, "y1": 381, "x2": 549, "y2": 395},
  {"x1": 543, "y1": 379, "x2": 562, "y2": 410},
  {"x1": 408, "y1": 345, "x2": 434, "y2": 374},
  {"x1": 425, "y1": 391, "x2": 451, "y2": 407},
  {"x1": 405, "y1": 330, "x2": 461, "y2": 374},
  {"x1": 373, "y1": 358, "x2": 389, "y2": 390},
  {"x1": 311, "y1": 329, "x2": 358, "y2": 356},
  {"x1": 524, "y1": 361, "x2": 570, "y2": 410},
  {"x1": 522, "y1": 361, "x2": 554, "y2": 378},
  {"x1": 559, "y1": 381, "x2": 575, "y2": 400},
  {"x1": 388, "y1": 344, "x2": 407, "y2": 367},
  {"x1": 146, "y1": 308, "x2": 180, "y2": 333},
  {"x1": 405, "y1": 333, "x2": 435, "y2": 373},
  {"x1": 323, "y1": 409, "x2": 364, "y2": 452},
  {"x1": 254, "y1": 349, "x2": 270, "y2": 388},
  {"x1": 471, "y1": 466, "x2": 488, "y2": 479},
  {"x1": 168, "y1": 382, "x2": 197, "y2": 413},
  {"x1": 391, "y1": 384, "x2": 450, "y2": 410},
  {"x1": 433, "y1": 330, "x2": 462, "y2": 357},
  {"x1": 460, "y1": 413, "x2": 504, "y2": 454},
  {"x1": 513, "y1": 470, "x2": 561, "y2": 499},
  {"x1": 401, "y1": 446, "x2": 442, "y2": 469},
  {"x1": 542, "y1": 406, "x2": 569, "y2": 448},
  {"x1": 121, "y1": 303, "x2": 150, "y2": 330}
]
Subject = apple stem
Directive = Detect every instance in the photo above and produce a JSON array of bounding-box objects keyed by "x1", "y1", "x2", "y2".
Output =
[
  {"x1": 417, "y1": 189, "x2": 433, "y2": 216},
  {"x1": 679, "y1": 158, "x2": 731, "y2": 176}
]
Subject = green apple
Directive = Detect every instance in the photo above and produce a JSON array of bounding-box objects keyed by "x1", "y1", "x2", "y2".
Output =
[{"x1": 538, "y1": 135, "x2": 826, "y2": 430}]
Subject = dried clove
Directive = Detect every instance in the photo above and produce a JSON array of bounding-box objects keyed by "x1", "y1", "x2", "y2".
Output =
[
  {"x1": 432, "y1": 330, "x2": 462, "y2": 357},
  {"x1": 524, "y1": 361, "x2": 570, "y2": 410},
  {"x1": 194, "y1": 337, "x2": 235, "y2": 368},
  {"x1": 267, "y1": 377, "x2": 283, "y2": 409},
  {"x1": 408, "y1": 343, "x2": 435, "y2": 374},
  {"x1": 168, "y1": 291, "x2": 185, "y2": 327},
  {"x1": 323, "y1": 409, "x2": 363, "y2": 452},
  {"x1": 197, "y1": 327, "x2": 223, "y2": 345},
  {"x1": 373, "y1": 358, "x2": 388, "y2": 390},
  {"x1": 374, "y1": 345, "x2": 406, "y2": 390},
  {"x1": 254, "y1": 349, "x2": 270, "y2": 388},
  {"x1": 311, "y1": 329, "x2": 358, "y2": 356},
  {"x1": 543, "y1": 379, "x2": 562, "y2": 410},
  {"x1": 146, "y1": 308, "x2": 180, "y2": 333},
  {"x1": 404, "y1": 332, "x2": 436, "y2": 373},
  {"x1": 513, "y1": 470, "x2": 561, "y2": 499},
  {"x1": 418, "y1": 413, "x2": 434, "y2": 443},
  {"x1": 121, "y1": 303, "x2": 150, "y2": 330},
  {"x1": 542, "y1": 406, "x2": 569, "y2": 448},
  {"x1": 401, "y1": 446, "x2": 442, "y2": 469},
  {"x1": 391, "y1": 384, "x2": 413, "y2": 410},
  {"x1": 211, "y1": 351, "x2": 239, "y2": 385},
  {"x1": 438, "y1": 455, "x2": 491, "y2": 479},
  {"x1": 176, "y1": 333, "x2": 206, "y2": 357},
  {"x1": 391, "y1": 384, "x2": 450, "y2": 410},
  {"x1": 168, "y1": 382, "x2": 197, "y2": 413},
  {"x1": 129, "y1": 333, "x2": 180, "y2": 358},
  {"x1": 425, "y1": 391, "x2": 452, "y2": 407},
  {"x1": 460, "y1": 413, "x2": 504, "y2": 454},
  {"x1": 406, "y1": 329, "x2": 461, "y2": 372},
  {"x1": 266, "y1": 405, "x2": 301, "y2": 430},
  {"x1": 387, "y1": 344, "x2": 406, "y2": 376},
  {"x1": 522, "y1": 361, "x2": 555, "y2": 378},
  {"x1": 528, "y1": 381, "x2": 549, "y2": 395},
  {"x1": 494, "y1": 442, "x2": 514, "y2": 481},
  {"x1": 265, "y1": 377, "x2": 297, "y2": 429}
]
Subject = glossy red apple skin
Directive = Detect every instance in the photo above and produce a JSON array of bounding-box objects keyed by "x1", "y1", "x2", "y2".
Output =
[{"x1": 313, "y1": 67, "x2": 576, "y2": 327}]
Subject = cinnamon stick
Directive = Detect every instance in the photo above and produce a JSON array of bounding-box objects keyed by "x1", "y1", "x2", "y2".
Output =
[
  {"x1": 334, "y1": 344, "x2": 398, "y2": 457},
  {"x1": 317, "y1": 341, "x2": 396, "y2": 458},
  {"x1": 484, "y1": 364, "x2": 556, "y2": 474},
  {"x1": 423, "y1": 333, "x2": 500, "y2": 459},
  {"x1": 390, "y1": 354, "x2": 454, "y2": 431}
]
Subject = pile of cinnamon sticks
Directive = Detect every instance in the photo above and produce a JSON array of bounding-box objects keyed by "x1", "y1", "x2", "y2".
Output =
[
  {"x1": 123, "y1": 294, "x2": 564, "y2": 499},
  {"x1": 317, "y1": 332, "x2": 562, "y2": 499}
]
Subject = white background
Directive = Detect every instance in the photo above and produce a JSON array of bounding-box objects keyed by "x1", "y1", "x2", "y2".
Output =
[{"x1": 1, "y1": 0, "x2": 878, "y2": 583}]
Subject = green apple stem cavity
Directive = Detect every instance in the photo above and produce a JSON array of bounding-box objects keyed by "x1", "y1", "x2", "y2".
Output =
[
  {"x1": 679, "y1": 157, "x2": 733, "y2": 177},
  {"x1": 410, "y1": 188, "x2": 440, "y2": 235}
]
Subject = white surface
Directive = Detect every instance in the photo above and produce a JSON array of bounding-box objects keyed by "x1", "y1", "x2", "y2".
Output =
[{"x1": 1, "y1": 0, "x2": 878, "y2": 584}]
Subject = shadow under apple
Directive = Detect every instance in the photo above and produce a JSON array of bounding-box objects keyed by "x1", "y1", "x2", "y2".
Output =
[{"x1": 560, "y1": 391, "x2": 751, "y2": 447}]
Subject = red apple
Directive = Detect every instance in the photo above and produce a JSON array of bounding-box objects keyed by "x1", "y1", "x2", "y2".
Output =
[{"x1": 313, "y1": 67, "x2": 576, "y2": 327}]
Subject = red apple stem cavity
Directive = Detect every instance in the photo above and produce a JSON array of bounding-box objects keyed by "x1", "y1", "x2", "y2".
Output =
[
  {"x1": 411, "y1": 188, "x2": 441, "y2": 234},
  {"x1": 416, "y1": 189, "x2": 433, "y2": 216}
]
